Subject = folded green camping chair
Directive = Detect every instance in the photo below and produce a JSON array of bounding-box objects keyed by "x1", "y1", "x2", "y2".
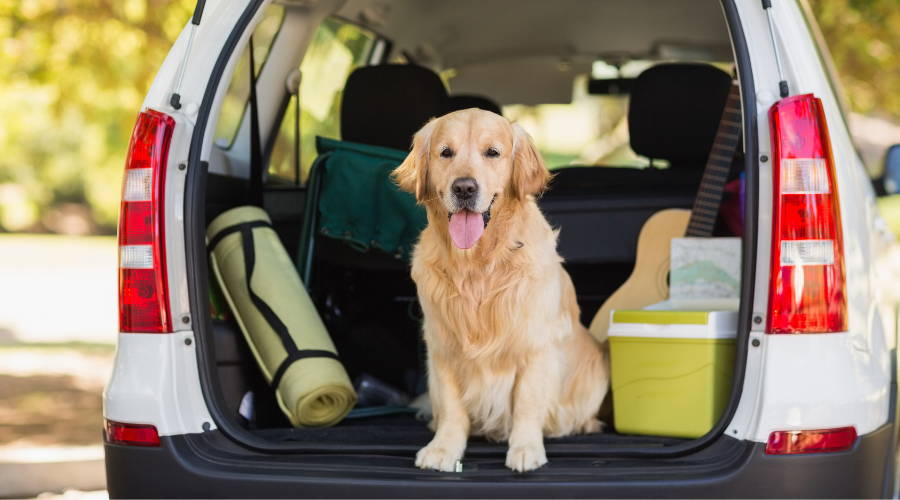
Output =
[
  {"x1": 297, "y1": 137, "x2": 427, "y2": 284},
  {"x1": 319, "y1": 137, "x2": 427, "y2": 253}
]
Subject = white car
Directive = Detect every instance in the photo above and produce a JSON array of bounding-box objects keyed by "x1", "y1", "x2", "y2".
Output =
[{"x1": 103, "y1": 0, "x2": 900, "y2": 497}]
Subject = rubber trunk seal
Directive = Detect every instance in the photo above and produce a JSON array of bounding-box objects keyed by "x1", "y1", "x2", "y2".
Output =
[{"x1": 184, "y1": 0, "x2": 759, "y2": 457}]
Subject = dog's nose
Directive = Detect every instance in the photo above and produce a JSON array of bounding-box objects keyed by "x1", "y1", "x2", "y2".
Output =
[{"x1": 451, "y1": 177, "x2": 478, "y2": 200}]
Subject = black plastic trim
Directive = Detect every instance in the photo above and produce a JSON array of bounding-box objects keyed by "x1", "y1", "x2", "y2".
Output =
[
  {"x1": 105, "y1": 424, "x2": 893, "y2": 498},
  {"x1": 183, "y1": 0, "x2": 759, "y2": 459},
  {"x1": 192, "y1": 0, "x2": 207, "y2": 25},
  {"x1": 717, "y1": 0, "x2": 760, "y2": 441},
  {"x1": 184, "y1": 0, "x2": 270, "y2": 451}
]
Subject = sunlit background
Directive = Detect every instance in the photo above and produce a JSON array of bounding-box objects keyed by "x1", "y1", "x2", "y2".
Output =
[{"x1": 0, "y1": 0, "x2": 898, "y2": 497}]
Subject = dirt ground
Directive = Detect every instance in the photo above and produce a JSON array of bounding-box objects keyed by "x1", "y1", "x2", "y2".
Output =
[
  {"x1": 0, "y1": 374, "x2": 103, "y2": 446},
  {"x1": 0, "y1": 235, "x2": 116, "y2": 450},
  {"x1": 0, "y1": 346, "x2": 113, "y2": 448}
]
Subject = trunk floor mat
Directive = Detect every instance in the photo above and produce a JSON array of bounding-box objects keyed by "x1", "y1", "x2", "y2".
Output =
[{"x1": 251, "y1": 414, "x2": 684, "y2": 455}]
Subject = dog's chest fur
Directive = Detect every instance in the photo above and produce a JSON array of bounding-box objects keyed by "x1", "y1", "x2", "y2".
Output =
[
  {"x1": 412, "y1": 245, "x2": 565, "y2": 439},
  {"x1": 416, "y1": 252, "x2": 545, "y2": 358},
  {"x1": 409, "y1": 204, "x2": 581, "y2": 439}
]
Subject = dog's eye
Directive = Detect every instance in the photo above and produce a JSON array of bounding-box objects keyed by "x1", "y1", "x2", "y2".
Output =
[
  {"x1": 440, "y1": 147, "x2": 454, "y2": 158},
  {"x1": 485, "y1": 147, "x2": 500, "y2": 158}
]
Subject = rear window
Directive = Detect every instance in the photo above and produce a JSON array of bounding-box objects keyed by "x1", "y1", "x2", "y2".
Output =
[
  {"x1": 268, "y1": 18, "x2": 377, "y2": 184},
  {"x1": 502, "y1": 60, "x2": 653, "y2": 169},
  {"x1": 212, "y1": 5, "x2": 285, "y2": 148},
  {"x1": 460, "y1": 60, "x2": 732, "y2": 170}
]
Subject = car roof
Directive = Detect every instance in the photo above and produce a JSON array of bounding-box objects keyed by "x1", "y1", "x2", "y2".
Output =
[{"x1": 333, "y1": 0, "x2": 732, "y2": 104}]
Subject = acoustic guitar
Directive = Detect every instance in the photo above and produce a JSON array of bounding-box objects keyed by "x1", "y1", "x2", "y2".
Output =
[{"x1": 588, "y1": 82, "x2": 742, "y2": 343}]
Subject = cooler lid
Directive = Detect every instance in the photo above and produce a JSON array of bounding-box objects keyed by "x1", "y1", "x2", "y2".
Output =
[{"x1": 608, "y1": 309, "x2": 737, "y2": 339}]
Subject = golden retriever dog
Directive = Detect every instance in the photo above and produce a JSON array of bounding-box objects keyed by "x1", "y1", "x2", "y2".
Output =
[{"x1": 392, "y1": 108, "x2": 609, "y2": 473}]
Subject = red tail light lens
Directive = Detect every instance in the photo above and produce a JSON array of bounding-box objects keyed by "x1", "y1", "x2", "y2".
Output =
[
  {"x1": 105, "y1": 419, "x2": 161, "y2": 447},
  {"x1": 767, "y1": 94, "x2": 847, "y2": 333},
  {"x1": 118, "y1": 109, "x2": 174, "y2": 333},
  {"x1": 765, "y1": 426, "x2": 857, "y2": 455}
]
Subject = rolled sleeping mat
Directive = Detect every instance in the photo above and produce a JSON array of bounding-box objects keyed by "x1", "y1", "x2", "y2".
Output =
[{"x1": 207, "y1": 206, "x2": 356, "y2": 427}]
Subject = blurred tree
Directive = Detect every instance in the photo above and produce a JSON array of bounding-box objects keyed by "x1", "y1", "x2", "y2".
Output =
[
  {"x1": 0, "y1": 0, "x2": 192, "y2": 233},
  {"x1": 0, "y1": 0, "x2": 897, "y2": 233},
  {"x1": 809, "y1": 0, "x2": 900, "y2": 121}
]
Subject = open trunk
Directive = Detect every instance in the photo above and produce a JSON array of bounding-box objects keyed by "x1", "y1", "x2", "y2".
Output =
[
  {"x1": 204, "y1": 173, "x2": 695, "y2": 454},
  {"x1": 186, "y1": 0, "x2": 758, "y2": 470}
]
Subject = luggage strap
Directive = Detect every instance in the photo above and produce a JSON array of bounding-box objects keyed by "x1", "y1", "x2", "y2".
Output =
[
  {"x1": 208, "y1": 221, "x2": 340, "y2": 390},
  {"x1": 247, "y1": 37, "x2": 264, "y2": 207}
]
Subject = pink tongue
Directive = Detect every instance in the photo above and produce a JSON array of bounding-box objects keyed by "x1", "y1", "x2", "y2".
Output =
[{"x1": 448, "y1": 210, "x2": 485, "y2": 249}]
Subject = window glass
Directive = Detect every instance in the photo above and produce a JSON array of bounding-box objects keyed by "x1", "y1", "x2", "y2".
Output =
[
  {"x1": 477, "y1": 61, "x2": 732, "y2": 169},
  {"x1": 268, "y1": 18, "x2": 376, "y2": 184},
  {"x1": 212, "y1": 5, "x2": 285, "y2": 149},
  {"x1": 504, "y1": 76, "x2": 648, "y2": 169}
]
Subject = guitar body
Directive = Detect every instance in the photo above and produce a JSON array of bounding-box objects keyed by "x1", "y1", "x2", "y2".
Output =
[
  {"x1": 589, "y1": 82, "x2": 740, "y2": 344},
  {"x1": 588, "y1": 209, "x2": 691, "y2": 343}
]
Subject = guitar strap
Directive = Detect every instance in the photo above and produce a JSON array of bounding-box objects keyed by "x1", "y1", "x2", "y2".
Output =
[{"x1": 684, "y1": 82, "x2": 742, "y2": 237}]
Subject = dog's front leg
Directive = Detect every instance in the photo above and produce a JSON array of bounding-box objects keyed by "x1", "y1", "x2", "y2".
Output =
[
  {"x1": 416, "y1": 355, "x2": 469, "y2": 472},
  {"x1": 506, "y1": 349, "x2": 555, "y2": 472}
]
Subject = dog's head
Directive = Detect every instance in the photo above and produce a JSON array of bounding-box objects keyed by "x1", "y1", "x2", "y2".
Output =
[{"x1": 392, "y1": 108, "x2": 550, "y2": 250}]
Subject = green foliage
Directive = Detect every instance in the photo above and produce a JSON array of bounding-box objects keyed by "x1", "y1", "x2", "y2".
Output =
[
  {"x1": 0, "y1": 1, "x2": 897, "y2": 233},
  {"x1": 809, "y1": 0, "x2": 900, "y2": 120},
  {"x1": 0, "y1": 0, "x2": 193, "y2": 233},
  {"x1": 877, "y1": 194, "x2": 900, "y2": 238}
]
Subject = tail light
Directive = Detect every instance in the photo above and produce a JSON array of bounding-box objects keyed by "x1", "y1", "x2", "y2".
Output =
[
  {"x1": 118, "y1": 109, "x2": 175, "y2": 333},
  {"x1": 105, "y1": 419, "x2": 161, "y2": 447},
  {"x1": 765, "y1": 426, "x2": 857, "y2": 455},
  {"x1": 767, "y1": 94, "x2": 847, "y2": 333}
]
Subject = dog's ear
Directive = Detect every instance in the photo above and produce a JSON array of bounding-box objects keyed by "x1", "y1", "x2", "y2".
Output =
[
  {"x1": 392, "y1": 119, "x2": 436, "y2": 203},
  {"x1": 510, "y1": 123, "x2": 551, "y2": 200}
]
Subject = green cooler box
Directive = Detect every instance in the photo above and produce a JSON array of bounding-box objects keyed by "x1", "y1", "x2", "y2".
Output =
[{"x1": 608, "y1": 308, "x2": 737, "y2": 438}]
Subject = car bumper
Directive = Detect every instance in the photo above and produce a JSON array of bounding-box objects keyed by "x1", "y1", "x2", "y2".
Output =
[{"x1": 104, "y1": 423, "x2": 895, "y2": 499}]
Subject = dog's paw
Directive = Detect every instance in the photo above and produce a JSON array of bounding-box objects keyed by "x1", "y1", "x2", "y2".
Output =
[
  {"x1": 415, "y1": 444, "x2": 463, "y2": 472},
  {"x1": 505, "y1": 444, "x2": 547, "y2": 473}
]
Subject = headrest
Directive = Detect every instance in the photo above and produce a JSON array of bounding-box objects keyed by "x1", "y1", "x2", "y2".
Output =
[
  {"x1": 341, "y1": 65, "x2": 448, "y2": 151},
  {"x1": 628, "y1": 64, "x2": 733, "y2": 167},
  {"x1": 446, "y1": 94, "x2": 503, "y2": 116}
]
